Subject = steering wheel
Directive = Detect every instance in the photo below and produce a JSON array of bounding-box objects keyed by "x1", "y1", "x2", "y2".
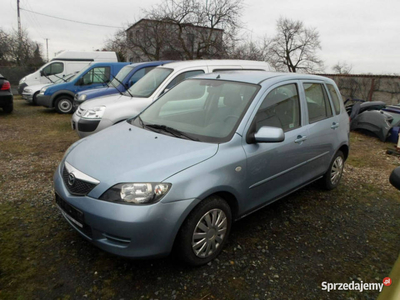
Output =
[{"x1": 223, "y1": 115, "x2": 239, "y2": 122}]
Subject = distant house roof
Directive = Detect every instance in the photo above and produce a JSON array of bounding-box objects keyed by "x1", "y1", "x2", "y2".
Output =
[{"x1": 125, "y1": 18, "x2": 224, "y2": 33}]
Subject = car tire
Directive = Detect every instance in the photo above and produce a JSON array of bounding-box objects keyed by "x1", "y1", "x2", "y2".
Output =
[
  {"x1": 32, "y1": 92, "x2": 39, "y2": 106},
  {"x1": 2, "y1": 104, "x2": 13, "y2": 113},
  {"x1": 55, "y1": 96, "x2": 73, "y2": 114},
  {"x1": 175, "y1": 195, "x2": 232, "y2": 266},
  {"x1": 322, "y1": 150, "x2": 345, "y2": 190}
]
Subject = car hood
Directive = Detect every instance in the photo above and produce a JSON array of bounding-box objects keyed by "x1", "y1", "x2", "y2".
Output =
[
  {"x1": 80, "y1": 85, "x2": 124, "y2": 99},
  {"x1": 65, "y1": 121, "x2": 218, "y2": 194},
  {"x1": 80, "y1": 93, "x2": 133, "y2": 108},
  {"x1": 24, "y1": 83, "x2": 51, "y2": 92}
]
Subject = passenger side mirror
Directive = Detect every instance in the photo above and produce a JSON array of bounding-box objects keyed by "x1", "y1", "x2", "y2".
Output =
[
  {"x1": 253, "y1": 126, "x2": 285, "y2": 143},
  {"x1": 76, "y1": 78, "x2": 84, "y2": 86}
]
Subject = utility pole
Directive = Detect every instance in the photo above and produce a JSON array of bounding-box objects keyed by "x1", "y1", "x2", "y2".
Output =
[
  {"x1": 17, "y1": 0, "x2": 22, "y2": 38},
  {"x1": 45, "y1": 38, "x2": 49, "y2": 62}
]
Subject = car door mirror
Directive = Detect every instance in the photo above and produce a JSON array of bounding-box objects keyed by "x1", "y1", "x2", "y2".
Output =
[
  {"x1": 389, "y1": 167, "x2": 400, "y2": 190},
  {"x1": 254, "y1": 126, "x2": 285, "y2": 143},
  {"x1": 76, "y1": 78, "x2": 84, "y2": 86}
]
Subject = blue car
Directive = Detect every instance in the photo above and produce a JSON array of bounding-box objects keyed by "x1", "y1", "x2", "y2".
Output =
[
  {"x1": 73, "y1": 61, "x2": 171, "y2": 111},
  {"x1": 36, "y1": 62, "x2": 129, "y2": 114},
  {"x1": 54, "y1": 71, "x2": 349, "y2": 265}
]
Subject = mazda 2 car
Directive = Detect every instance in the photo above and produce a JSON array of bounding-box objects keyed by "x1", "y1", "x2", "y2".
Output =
[{"x1": 54, "y1": 71, "x2": 349, "y2": 266}]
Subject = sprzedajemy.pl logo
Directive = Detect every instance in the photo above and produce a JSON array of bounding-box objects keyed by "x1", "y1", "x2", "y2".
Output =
[{"x1": 321, "y1": 277, "x2": 392, "y2": 293}]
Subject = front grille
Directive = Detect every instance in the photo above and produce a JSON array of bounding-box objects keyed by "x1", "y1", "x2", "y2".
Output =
[{"x1": 62, "y1": 167, "x2": 97, "y2": 196}]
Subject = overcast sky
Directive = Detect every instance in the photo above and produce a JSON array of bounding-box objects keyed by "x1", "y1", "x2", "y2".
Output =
[{"x1": 2, "y1": 0, "x2": 399, "y2": 74}]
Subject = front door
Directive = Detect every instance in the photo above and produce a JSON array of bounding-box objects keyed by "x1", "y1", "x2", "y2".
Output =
[{"x1": 242, "y1": 82, "x2": 314, "y2": 212}]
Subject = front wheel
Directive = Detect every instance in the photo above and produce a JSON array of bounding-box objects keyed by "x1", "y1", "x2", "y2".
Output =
[
  {"x1": 55, "y1": 96, "x2": 73, "y2": 114},
  {"x1": 32, "y1": 92, "x2": 39, "y2": 106},
  {"x1": 322, "y1": 150, "x2": 345, "y2": 190},
  {"x1": 175, "y1": 196, "x2": 232, "y2": 266}
]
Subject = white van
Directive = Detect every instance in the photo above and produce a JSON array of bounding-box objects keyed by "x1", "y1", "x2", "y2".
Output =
[
  {"x1": 72, "y1": 60, "x2": 272, "y2": 137},
  {"x1": 18, "y1": 51, "x2": 118, "y2": 94}
]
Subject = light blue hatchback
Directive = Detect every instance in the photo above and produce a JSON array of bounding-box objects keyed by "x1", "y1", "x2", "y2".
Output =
[{"x1": 54, "y1": 71, "x2": 349, "y2": 266}]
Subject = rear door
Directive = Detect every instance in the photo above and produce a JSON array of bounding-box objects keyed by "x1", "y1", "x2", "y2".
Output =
[{"x1": 300, "y1": 81, "x2": 338, "y2": 178}]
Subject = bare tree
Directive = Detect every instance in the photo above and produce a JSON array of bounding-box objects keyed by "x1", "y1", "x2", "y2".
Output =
[
  {"x1": 332, "y1": 61, "x2": 352, "y2": 74},
  {"x1": 0, "y1": 28, "x2": 44, "y2": 67},
  {"x1": 104, "y1": 0, "x2": 243, "y2": 61},
  {"x1": 266, "y1": 18, "x2": 323, "y2": 73}
]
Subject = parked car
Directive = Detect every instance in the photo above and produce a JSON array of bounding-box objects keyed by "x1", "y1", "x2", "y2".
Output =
[
  {"x1": 36, "y1": 62, "x2": 129, "y2": 114},
  {"x1": 54, "y1": 71, "x2": 350, "y2": 265},
  {"x1": 22, "y1": 72, "x2": 78, "y2": 105},
  {"x1": 0, "y1": 74, "x2": 13, "y2": 113},
  {"x1": 72, "y1": 60, "x2": 271, "y2": 137},
  {"x1": 73, "y1": 61, "x2": 172, "y2": 111},
  {"x1": 18, "y1": 51, "x2": 118, "y2": 94}
]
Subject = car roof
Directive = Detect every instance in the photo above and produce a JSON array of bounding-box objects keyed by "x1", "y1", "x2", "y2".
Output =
[
  {"x1": 126, "y1": 60, "x2": 173, "y2": 69},
  {"x1": 191, "y1": 71, "x2": 334, "y2": 85},
  {"x1": 154, "y1": 59, "x2": 271, "y2": 70}
]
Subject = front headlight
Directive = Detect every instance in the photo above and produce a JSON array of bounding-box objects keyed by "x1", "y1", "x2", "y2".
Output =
[
  {"x1": 39, "y1": 87, "x2": 48, "y2": 94},
  {"x1": 24, "y1": 88, "x2": 32, "y2": 93},
  {"x1": 81, "y1": 106, "x2": 105, "y2": 119},
  {"x1": 99, "y1": 183, "x2": 171, "y2": 205},
  {"x1": 78, "y1": 94, "x2": 87, "y2": 101}
]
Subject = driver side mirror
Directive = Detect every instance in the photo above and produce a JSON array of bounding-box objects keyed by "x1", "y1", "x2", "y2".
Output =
[
  {"x1": 40, "y1": 70, "x2": 44, "y2": 76},
  {"x1": 253, "y1": 126, "x2": 285, "y2": 143}
]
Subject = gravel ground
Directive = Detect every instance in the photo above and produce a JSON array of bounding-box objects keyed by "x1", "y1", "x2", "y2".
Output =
[{"x1": 0, "y1": 99, "x2": 399, "y2": 300}]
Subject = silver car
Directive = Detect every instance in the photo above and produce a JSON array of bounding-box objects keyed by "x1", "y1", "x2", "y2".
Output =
[{"x1": 54, "y1": 71, "x2": 349, "y2": 266}]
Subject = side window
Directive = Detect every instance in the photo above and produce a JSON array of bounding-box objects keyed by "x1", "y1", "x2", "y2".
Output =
[
  {"x1": 82, "y1": 67, "x2": 110, "y2": 85},
  {"x1": 129, "y1": 66, "x2": 155, "y2": 86},
  {"x1": 166, "y1": 70, "x2": 204, "y2": 90},
  {"x1": 326, "y1": 84, "x2": 341, "y2": 115},
  {"x1": 304, "y1": 83, "x2": 332, "y2": 124},
  {"x1": 254, "y1": 83, "x2": 301, "y2": 132},
  {"x1": 42, "y1": 62, "x2": 64, "y2": 76}
]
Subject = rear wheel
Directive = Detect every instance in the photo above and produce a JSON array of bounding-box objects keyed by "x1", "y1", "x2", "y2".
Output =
[
  {"x1": 175, "y1": 195, "x2": 232, "y2": 266},
  {"x1": 55, "y1": 96, "x2": 73, "y2": 114},
  {"x1": 322, "y1": 150, "x2": 345, "y2": 190}
]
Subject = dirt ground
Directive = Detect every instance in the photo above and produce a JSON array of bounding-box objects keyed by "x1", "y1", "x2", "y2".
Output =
[{"x1": 0, "y1": 98, "x2": 399, "y2": 300}]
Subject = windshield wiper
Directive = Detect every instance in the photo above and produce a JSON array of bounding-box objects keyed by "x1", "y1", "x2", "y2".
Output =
[
  {"x1": 107, "y1": 75, "x2": 123, "y2": 95},
  {"x1": 53, "y1": 74, "x2": 67, "y2": 82},
  {"x1": 111, "y1": 75, "x2": 133, "y2": 97},
  {"x1": 144, "y1": 123, "x2": 199, "y2": 141}
]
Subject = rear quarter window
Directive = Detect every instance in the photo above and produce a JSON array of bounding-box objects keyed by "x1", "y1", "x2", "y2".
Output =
[{"x1": 326, "y1": 84, "x2": 341, "y2": 115}]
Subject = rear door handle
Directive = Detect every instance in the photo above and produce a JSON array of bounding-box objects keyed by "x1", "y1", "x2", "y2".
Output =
[
  {"x1": 294, "y1": 135, "x2": 307, "y2": 144},
  {"x1": 331, "y1": 122, "x2": 339, "y2": 129}
]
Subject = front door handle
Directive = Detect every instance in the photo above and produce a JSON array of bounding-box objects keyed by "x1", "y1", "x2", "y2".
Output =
[
  {"x1": 294, "y1": 135, "x2": 307, "y2": 144},
  {"x1": 331, "y1": 122, "x2": 339, "y2": 130}
]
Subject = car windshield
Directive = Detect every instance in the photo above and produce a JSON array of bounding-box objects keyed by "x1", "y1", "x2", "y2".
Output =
[
  {"x1": 108, "y1": 65, "x2": 132, "y2": 87},
  {"x1": 127, "y1": 68, "x2": 173, "y2": 98},
  {"x1": 130, "y1": 79, "x2": 260, "y2": 143}
]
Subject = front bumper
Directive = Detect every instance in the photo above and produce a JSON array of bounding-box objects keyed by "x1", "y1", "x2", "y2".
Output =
[
  {"x1": 22, "y1": 92, "x2": 33, "y2": 102},
  {"x1": 72, "y1": 112, "x2": 112, "y2": 138},
  {"x1": 53, "y1": 164, "x2": 199, "y2": 258},
  {"x1": 36, "y1": 94, "x2": 53, "y2": 108}
]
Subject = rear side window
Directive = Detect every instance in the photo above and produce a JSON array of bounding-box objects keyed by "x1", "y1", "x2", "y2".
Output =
[
  {"x1": 42, "y1": 62, "x2": 64, "y2": 76},
  {"x1": 303, "y1": 83, "x2": 332, "y2": 124},
  {"x1": 166, "y1": 70, "x2": 204, "y2": 89},
  {"x1": 327, "y1": 84, "x2": 341, "y2": 115},
  {"x1": 254, "y1": 83, "x2": 301, "y2": 132}
]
